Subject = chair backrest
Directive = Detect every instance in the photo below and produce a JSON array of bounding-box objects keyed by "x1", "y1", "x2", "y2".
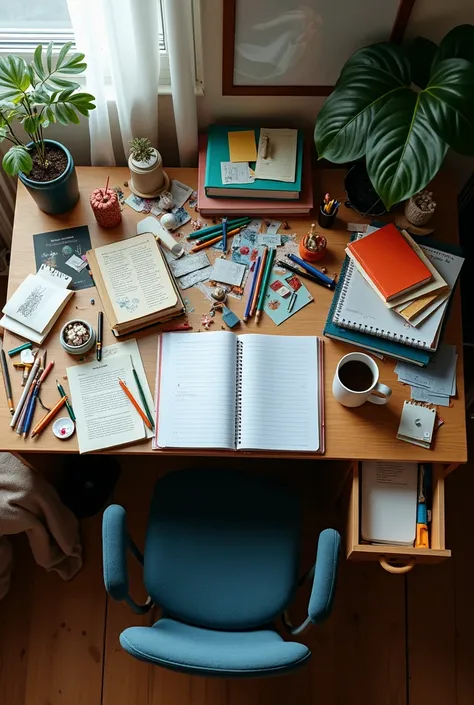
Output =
[{"x1": 144, "y1": 468, "x2": 301, "y2": 631}]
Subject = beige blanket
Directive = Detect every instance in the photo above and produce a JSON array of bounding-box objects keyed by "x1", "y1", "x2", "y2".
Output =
[{"x1": 0, "y1": 453, "x2": 82, "y2": 599}]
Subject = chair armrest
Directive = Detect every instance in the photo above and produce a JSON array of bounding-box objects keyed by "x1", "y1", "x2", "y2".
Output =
[
  {"x1": 283, "y1": 528, "x2": 340, "y2": 636},
  {"x1": 102, "y1": 504, "x2": 152, "y2": 615},
  {"x1": 308, "y1": 528, "x2": 340, "y2": 624}
]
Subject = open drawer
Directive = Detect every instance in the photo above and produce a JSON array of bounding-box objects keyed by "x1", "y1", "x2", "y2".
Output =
[{"x1": 346, "y1": 462, "x2": 451, "y2": 574}]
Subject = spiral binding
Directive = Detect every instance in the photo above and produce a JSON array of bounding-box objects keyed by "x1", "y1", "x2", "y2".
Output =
[
  {"x1": 235, "y1": 340, "x2": 243, "y2": 447},
  {"x1": 333, "y1": 241, "x2": 430, "y2": 350}
]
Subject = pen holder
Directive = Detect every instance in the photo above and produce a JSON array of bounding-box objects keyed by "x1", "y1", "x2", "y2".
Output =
[
  {"x1": 299, "y1": 234, "x2": 327, "y2": 262},
  {"x1": 318, "y1": 205, "x2": 337, "y2": 229}
]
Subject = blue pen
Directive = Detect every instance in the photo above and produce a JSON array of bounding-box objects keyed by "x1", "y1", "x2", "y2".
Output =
[
  {"x1": 222, "y1": 218, "x2": 228, "y2": 253},
  {"x1": 244, "y1": 255, "x2": 261, "y2": 322},
  {"x1": 21, "y1": 383, "x2": 39, "y2": 438},
  {"x1": 287, "y1": 253, "x2": 336, "y2": 289}
]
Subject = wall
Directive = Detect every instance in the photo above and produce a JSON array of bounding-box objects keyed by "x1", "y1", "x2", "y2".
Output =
[{"x1": 41, "y1": 0, "x2": 474, "y2": 186}]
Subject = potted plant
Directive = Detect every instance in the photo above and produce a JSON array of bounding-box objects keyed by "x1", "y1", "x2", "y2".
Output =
[
  {"x1": 128, "y1": 137, "x2": 169, "y2": 198},
  {"x1": 0, "y1": 42, "x2": 96, "y2": 214},
  {"x1": 314, "y1": 24, "x2": 474, "y2": 213}
]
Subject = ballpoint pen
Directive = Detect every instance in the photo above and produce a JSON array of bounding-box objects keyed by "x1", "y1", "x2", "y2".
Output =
[
  {"x1": 97, "y1": 311, "x2": 103, "y2": 362},
  {"x1": 222, "y1": 217, "x2": 228, "y2": 253},
  {"x1": 276, "y1": 259, "x2": 334, "y2": 290},
  {"x1": 287, "y1": 253, "x2": 336, "y2": 289}
]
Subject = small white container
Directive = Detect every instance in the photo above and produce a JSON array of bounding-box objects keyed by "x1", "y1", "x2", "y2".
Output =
[
  {"x1": 60, "y1": 319, "x2": 96, "y2": 356},
  {"x1": 128, "y1": 148, "x2": 170, "y2": 198}
]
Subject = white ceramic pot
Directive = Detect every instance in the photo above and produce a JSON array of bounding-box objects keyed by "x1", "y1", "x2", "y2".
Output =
[
  {"x1": 60, "y1": 319, "x2": 96, "y2": 356},
  {"x1": 128, "y1": 148, "x2": 170, "y2": 198}
]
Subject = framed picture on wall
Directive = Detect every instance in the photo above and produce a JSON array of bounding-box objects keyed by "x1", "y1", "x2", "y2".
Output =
[{"x1": 222, "y1": 0, "x2": 416, "y2": 96}]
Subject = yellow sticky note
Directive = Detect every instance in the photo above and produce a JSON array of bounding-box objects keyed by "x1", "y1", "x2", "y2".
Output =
[{"x1": 228, "y1": 130, "x2": 257, "y2": 163}]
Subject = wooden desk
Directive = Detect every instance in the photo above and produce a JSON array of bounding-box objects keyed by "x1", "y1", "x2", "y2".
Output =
[{"x1": 1, "y1": 167, "x2": 466, "y2": 570}]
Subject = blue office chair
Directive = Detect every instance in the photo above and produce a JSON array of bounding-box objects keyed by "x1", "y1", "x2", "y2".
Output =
[{"x1": 102, "y1": 468, "x2": 340, "y2": 677}]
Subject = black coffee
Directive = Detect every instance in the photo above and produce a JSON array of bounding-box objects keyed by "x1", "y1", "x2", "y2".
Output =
[{"x1": 339, "y1": 360, "x2": 374, "y2": 392}]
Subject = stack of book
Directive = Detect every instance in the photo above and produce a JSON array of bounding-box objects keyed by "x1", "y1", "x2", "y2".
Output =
[
  {"x1": 197, "y1": 126, "x2": 313, "y2": 217},
  {"x1": 324, "y1": 224, "x2": 464, "y2": 366}
]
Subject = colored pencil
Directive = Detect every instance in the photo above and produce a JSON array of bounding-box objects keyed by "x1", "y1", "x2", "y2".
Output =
[
  {"x1": 16, "y1": 374, "x2": 39, "y2": 435},
  {"x1": 0, "y1": 347, "x2": 14, "y2": 414},
  {"x1": 22, "y1": 383, "x2": 40, "y2": 438},
  {"x1": 11, "y1": 354, "x2": 41, "y2": 428},
  {"x1": 256, "y1": 247, "x2": 276, "y2": 323},
  {"x1": 243, "y1": 255, "x2": 261, "y2": 322},
  {"x1": 249, "y1": 246, "x2": 268, "y2": 317},
  {"x1": 31, "y1": 395, "x2": 68, "y2": 438},
  {"x1": 118, "y1": 378, "x2": 153, "y2": 430},
  {"x1": 195, "y1": 224, "x2": 244, "y2": 245},
  {"x1": 130, "y1": 356, "x2": 154, "y2": 429},
  {"x1": 57, "y1": 380, "x2": 76, "y2": 422},
  {"x1": 187, "y1": 217, "x2": 251, "y2": 240},
  {"x1": 190, "y1": 235, "x2": 223, "y2": 252}
]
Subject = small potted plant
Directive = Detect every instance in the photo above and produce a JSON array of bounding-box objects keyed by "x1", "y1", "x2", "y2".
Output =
[
  {"x1": 128, "y1": 137, "x2": 169, "y2": 198},
  {"x1": 314, "y1": 24, "x2": 474, "y2": 214},
  {"x1": 0, "y1": 43, "x2": 96, "y2": 214}
]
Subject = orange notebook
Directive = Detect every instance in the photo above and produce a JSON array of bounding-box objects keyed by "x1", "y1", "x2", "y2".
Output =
[{"x1": 346, "y1": 223, "x2": 432, "y2": 302}]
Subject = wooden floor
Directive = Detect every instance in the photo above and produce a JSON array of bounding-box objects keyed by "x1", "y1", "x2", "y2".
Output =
[{"x1": 0, "y1": 448, "x2": 473, "y2": 705}]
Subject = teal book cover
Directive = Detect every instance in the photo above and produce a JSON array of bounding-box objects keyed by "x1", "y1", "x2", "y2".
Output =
[{"x1": 205, "y1": 125, "x2": 303, "y2": 195}]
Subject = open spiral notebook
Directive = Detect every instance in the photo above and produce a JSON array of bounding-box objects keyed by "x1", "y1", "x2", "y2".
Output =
[{"x1": 153, "y1": 331, "x2": 325, "y2": 453}]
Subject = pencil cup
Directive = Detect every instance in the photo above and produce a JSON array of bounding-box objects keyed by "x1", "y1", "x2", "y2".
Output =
[{"x1": 318, "y1": 206, "x2": 337, "y2": 229}]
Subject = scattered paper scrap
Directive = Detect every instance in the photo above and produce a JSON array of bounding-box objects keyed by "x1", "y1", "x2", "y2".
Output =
[
  {"x1": 211, "y1": 258, "x2": 246, "y2": 287},
  {"x1": 220, "y1": 161, "x2": 255, "y2": 185},
  {"x1": 169, "y1": 252, "x2": 210, "y2": 279},
  {"x1": 257, "y1": 233, "x2": 281, "y2": 247},
  {"x1": 395, "y1": 344, "x2": 457, "y2": 397},
  {"x1": 171, "y1": 180, "x2": 194, "y2": 209},
  {"x1": 347, "y1": 223, "x2": 368, "y2": 232},
  {"x1": 171, "y1": 206, "x2": 191, "y2": 230},
  {"x1": 177, "y1": 266, "x2": 214, "y2": 290},
  {"x1": 125, "y1": 194, "x2": 145, "y2": 212},
  {"x1": 410, "y1": 387, "x2": 451, "y2": 406},
  {"x1": 265, "y1": 220, "x2": 282, "y2": 235}
]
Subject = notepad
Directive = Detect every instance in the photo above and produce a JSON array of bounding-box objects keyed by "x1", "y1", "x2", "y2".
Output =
[
  {"x1": 397, "y1": 401, "x2": 436, "y2": 449},
  {"x1": 361, "y1": 461, "x2": 418, "y2": 545},
  {"x1": 154, "y1": 332, "x2": 325, "y2": 452},
  {"x1": 228, "y1": 130, "x2": 257, "y2": 163}
]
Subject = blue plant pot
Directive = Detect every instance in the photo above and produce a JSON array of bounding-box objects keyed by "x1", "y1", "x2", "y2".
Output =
[{"x1": 18, "y1": 139, "x2": 80, "y2": 215}]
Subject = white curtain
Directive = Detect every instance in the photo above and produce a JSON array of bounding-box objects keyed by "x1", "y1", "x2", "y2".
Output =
[{"x1": 67, "y1": 0, "x2": 198, "y2": 167}]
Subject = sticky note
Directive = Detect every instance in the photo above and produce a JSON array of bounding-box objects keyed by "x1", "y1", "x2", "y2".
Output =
[{"x1": 228, "y1": 130, "x2": 257, "y2": 163}]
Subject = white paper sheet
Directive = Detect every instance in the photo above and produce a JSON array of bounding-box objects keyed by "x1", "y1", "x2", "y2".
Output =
[
  {"x1": 211, "y1": 258, "x2": 246, "y2": 287},
  {"x1": 169, "y1": 252, "x2": 210, "y2": 279},
  {"x1": 220, "y1": 161, "x2": 255, "y2": 185},
  {"x1": 254, "y1": 128, "x2": 297, "y2": 182}
]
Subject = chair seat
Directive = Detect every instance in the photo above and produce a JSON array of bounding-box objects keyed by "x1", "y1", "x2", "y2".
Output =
[{"x1": 120, "y1": 618, "x2": 311, "y2": 677}]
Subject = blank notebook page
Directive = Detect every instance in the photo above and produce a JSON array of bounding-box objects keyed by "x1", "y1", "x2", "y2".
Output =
[
  {"x1": 157, "y1": 331, "x2": 236, "y2": 449},
  {"x1": 237, "y1": 335, "x2": 320, "y2": 451}
]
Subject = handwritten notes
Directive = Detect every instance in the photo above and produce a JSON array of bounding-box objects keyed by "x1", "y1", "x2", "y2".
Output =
[
  {"x1": 220, "y1": 162, "x2": 255, "y2": 185},
  {"x1": 255, "y1": 128, "x2": 297, "y2": 182}
]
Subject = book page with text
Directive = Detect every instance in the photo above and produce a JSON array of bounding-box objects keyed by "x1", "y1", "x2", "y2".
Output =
[
  {"x1": 156, "y1": 331, "x2": 237, "y2": 449},
  {"x1": 94, "y1": 233, "x2": 177, "y2": 323},
  {"x1": 237, "y1": 335, "x2": 320, "y2": 452}
]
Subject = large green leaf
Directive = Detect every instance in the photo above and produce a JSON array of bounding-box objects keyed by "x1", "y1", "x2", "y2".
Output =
[
  {"x1": 314, "y1": 43, "x2": 410, "y2": 162},
  {"x1": 433, "y1": 24, "x2": 474, "y2": 66},
  {"x1": 366, "y1": 90, "x2": 448, "y2": 210},
  {"x1": 0, "y1": 56, "x2": 30, "y2": 101},
  {"x1": 419, "y1": 58, "x2": 474, "y2": 155},
  {"x1": 2, "y1": 145, "x2": 33, "y2": 176}
]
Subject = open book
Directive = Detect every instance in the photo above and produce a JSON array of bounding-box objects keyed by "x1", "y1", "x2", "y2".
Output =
[
  {"x1": 87, "y1": 233, "x2": 185, "y2": 336},
  {"x1": 154, "y1": 332, "x2": 325, "y2": 453}
]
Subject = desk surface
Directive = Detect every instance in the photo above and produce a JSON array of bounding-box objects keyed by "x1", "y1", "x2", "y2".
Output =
[{"x1": 0, "y1": 167, "x2": 467, "y2": 462}]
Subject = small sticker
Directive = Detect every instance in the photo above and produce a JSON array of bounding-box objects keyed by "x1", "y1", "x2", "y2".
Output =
[{"x1": 285, "y1": 274, "x2": 302, "y2": 291}]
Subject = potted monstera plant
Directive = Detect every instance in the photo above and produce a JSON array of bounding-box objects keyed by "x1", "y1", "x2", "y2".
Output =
[
  {"x1": 0, "y1": 42, "x2": 96, "y2": 214},
  {"x1": 314, "y1": 24, "x2": 474, "y2": 213}
]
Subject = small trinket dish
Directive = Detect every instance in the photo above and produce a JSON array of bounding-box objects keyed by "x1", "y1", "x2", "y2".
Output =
[
  {"x1": 53, "y1": 417, "x2": 75, "y2": 440},
  {"x1": 60, "y1": 319, "x2": 96, "y2": 356}
]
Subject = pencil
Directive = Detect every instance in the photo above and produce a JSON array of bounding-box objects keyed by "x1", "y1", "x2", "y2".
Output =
[
  {"x1": 190, "y1": 235, "x2": 223, "y2": 253},
  {"x1": 0, "y1": 347, "x2": 14, "y2": 413},
  {"x1": 11, "y1": 355, "x2": 41, "y2": 428},
  {"x1": 249, "y1": 246, "x2": 268, "y2": 317},
  {"x1": 97, "y1": 311, "x2": 103, "y2": 362},
  {"x1": 57, "y1": 380, "x2": 76, "y2": 422},
  {"x1": 130, "y1": 356, "x2": 154, "y2": 429},
  {"x1": 31, "y1": 395, "x2": 68, "y2": 438},
  {"x1": 118, "y1": 378, "x2": 153, "y2": 430},
  {"x1": 243, "y1": 256, "x2": 261, "y2": 322},
  {"x1": 16, "y1": 372, "x2": 39, "y2": 435},
  {"x1": 222, "y1": 218, "x2": 228, "y2": 253},
  {"x1": 255, "y1": 247, "x2": 276, "y2": 323},
  {"x1": 186, "y1": 217, "x2": 251, "y2": 241},
  {"x1": 195, "y1": 225, "x2": 244, "y2": 246}
]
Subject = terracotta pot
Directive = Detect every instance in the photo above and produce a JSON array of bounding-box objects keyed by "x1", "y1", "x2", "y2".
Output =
[{"x1": 128, "y1": 148, "x2": 169, "y2": 198}]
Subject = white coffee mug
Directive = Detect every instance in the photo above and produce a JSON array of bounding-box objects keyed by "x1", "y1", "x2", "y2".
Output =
[{"x1": 332, "y1": 352, "x2": 392, "y2": 408}]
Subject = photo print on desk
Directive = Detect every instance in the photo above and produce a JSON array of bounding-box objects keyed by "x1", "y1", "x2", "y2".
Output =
[{"x1": 33, "y1": 226, "x2": 93, "y2": 290}]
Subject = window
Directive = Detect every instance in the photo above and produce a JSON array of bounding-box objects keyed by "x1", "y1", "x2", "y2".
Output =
[{"x1": 0, "y1": 0, "x2": 203, "y2": 92}]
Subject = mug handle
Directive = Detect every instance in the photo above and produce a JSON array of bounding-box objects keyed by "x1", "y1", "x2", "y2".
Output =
[{"x1": 368, "y1": 382, "x2": 392, "y2": 405}]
